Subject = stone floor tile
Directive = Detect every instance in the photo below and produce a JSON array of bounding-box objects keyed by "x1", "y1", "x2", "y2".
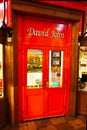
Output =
[
  {"x1": 2, "y1": 116, "x2": 86, "y2": 130},
  {"x1": 68, "y1": 119, "x2": 86, "y2": 129},
  {"x1": 46, "y1": 125, "x2": 57, "y2": 130},
  {"x1": 38, "y1": 128, "x2": 47, "y2": 130},
  {"x1": 50, "y1": 117, "x2": 66, "y2": 125},
  {"x1": 27, "y1": 121, "x2": 37, "y2": 130},
  {"x1": 35, "y1": 119, "x2": 51, "y2": 128}
]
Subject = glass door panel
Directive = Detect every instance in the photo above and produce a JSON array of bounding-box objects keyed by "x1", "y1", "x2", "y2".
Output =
[
  {"x1": 49, "y1": 50, "x2": 63, "y2": 88},
  {"x1": 27, "y1": 49, "x2": 42, "y2": 88}
]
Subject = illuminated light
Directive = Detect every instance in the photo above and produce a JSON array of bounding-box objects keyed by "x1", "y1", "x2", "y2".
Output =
[
  {"x1": 7, "y1": 37, "x2": 12, "y2": 43},
  {"x1": 0, "y1": 3, "x2": 4, "y2": 10},
  {"x1": 56, "y1": 24, "x2": 64, "y2": 31}
]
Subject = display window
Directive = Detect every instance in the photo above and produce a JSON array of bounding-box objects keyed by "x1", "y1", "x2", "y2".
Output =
[
  {"x1": 27, "y1": 49, "x2": 42, "y2": 88},
  {"x1": 78, "y1": 46, "x2": 87, "y2": 91},
  {"x1": 27, "y1": 49, "x2": 63, "y2": 89},
  {"x1": 0, "y1": 44, "x2": 3, "y2": 97},
  {"x1": 49, "y1": 50, "x2": 63, "y2": 88}
]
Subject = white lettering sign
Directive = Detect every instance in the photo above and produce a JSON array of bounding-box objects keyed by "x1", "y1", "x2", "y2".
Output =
[
  {"x1": 27, "y1": 28, "x2": 48, "y2": 37},
  {"x1": 27, "y1": 28, "x2": 64, "y2": 38}
]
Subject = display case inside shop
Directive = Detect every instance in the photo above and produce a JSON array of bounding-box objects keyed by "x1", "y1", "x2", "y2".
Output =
[{"x1": 78, "y1": 46, "x2": 87, "y2": 91}]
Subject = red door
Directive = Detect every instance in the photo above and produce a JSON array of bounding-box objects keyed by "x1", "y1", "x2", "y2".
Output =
[
  {"x1": 21, "y1": 46, "x2": 68, "y2": 120},
  {"x1": 18, "y1": 16, "x2": 71, "y2": 121}
]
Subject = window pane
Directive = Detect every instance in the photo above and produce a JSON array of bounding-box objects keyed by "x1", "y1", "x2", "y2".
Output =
[
  {"x1": 78, "y1": 46, "x2": 87, "y2": 91},
  {"x1": 0, "y1": 44, "x2": 3, "y2": 97},
  {"x1": 27, "y1": 49, "x2": 42, "y2": 88},
  {"x1": 49, "y1": 51, "x2": 63, "y2": 88}
]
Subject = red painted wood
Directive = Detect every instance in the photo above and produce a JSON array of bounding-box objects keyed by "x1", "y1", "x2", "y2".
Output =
[
  {"x1": 0, "y1": 0, "x2": 11, "y2": 27},
  {"x1": 0, "y1": 0, "x2": 86, "y2": 28},
  {"x1": 6, "y1": 0, "x2": 12, "y2": 27},
  {"x1": 18, "y1": 16, "x2": 71, "y2": 122},
  {"x1": 0, "y1": 0, "x2": 2, "y2": 3},
  {"x1": 0, "y1": 2, "x2": 3, "y2": 27},
  {"x1": 0, "y1": 79, "x2": 3, "y2": 88},
  {"x1": 0, "y1": 0, "x2": 86, "y2": 27},
  {"x1": 37, "y1": 1, "x2": 86, "y2": 11}
]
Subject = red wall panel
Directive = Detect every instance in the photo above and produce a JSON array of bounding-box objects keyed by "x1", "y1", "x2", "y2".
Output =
[
  {"x1": 0, "y1": 0, "x2": 11, "y2": 27},
  {"x1": 38, "y1": 1, "x2": 86, "y2": 11}
]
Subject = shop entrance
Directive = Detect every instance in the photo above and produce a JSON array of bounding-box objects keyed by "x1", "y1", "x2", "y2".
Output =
[
  {"x1": 18, "y1": 16, "x2": 71, "y2": 121},
  {"x1": 22, "y1": 46, "x2": 68, "y2": 120}
]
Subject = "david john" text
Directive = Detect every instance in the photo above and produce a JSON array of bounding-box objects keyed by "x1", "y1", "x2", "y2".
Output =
[{"x1": 27, "y1": 28, "x2": 64, "y2": 38}]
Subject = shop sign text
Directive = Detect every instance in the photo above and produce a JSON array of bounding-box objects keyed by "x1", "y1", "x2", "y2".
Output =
[{"x1": 27, "y1": 28, "x2": 64, "y2": 38}]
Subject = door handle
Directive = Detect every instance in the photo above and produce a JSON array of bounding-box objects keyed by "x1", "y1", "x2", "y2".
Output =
[
  {"x1": 46, "y1": 82, "x2": 52, "y2": 88},
  {"x1": 46, "y1": 82, "x2": 49, "y2": 88}
]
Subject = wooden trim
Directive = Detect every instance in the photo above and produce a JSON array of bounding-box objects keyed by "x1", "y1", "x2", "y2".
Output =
[
  {"x1": 12, "y1": 1, "x2": 83, "y2": 21},
  {"x1": 69, "y1": 21, "x2": 79, "y2": 116},
  {"x1": 12, "y1": 12, "x2": 18, "y2": 125}
]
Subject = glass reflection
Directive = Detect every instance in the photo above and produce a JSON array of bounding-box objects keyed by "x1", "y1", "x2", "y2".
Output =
[
  {"x1": 27, "y1": 49, "x2": 42, "y2": 88},
  {"x1": 78, "y1": 46, "x2": 87, "y2": 91},
  {"x1": 49, "y1": 50, "x2": 63, "y2": 88}
]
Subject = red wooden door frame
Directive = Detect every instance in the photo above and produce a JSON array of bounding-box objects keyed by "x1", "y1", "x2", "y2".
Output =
[{"x1": 18, "y1": 15, "x2": 72, "y2": 122}]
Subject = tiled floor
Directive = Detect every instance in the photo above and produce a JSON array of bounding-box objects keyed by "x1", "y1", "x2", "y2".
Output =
[{"x1": 2, "y1": 116, "x2": 86, "y2": 130}]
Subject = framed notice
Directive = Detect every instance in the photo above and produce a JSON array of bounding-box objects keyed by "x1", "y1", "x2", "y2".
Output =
[
  {"x1": 51, "y1": 51, "x2": 61, "y2": 66},
  {"x1": 52, "y1": 59, "x2": 61, "y2": 66},
  {"x1": 52, "y1": 51, "x2": 61, "y2": 58}
]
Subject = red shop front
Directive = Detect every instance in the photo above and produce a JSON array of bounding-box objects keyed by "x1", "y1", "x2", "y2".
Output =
[
  {"x1": 6, "y1": 1, "x2": 83, "y2": 125},
  {"x1": 18, "y1": 16, "x2": 71, "y2": 121}
]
